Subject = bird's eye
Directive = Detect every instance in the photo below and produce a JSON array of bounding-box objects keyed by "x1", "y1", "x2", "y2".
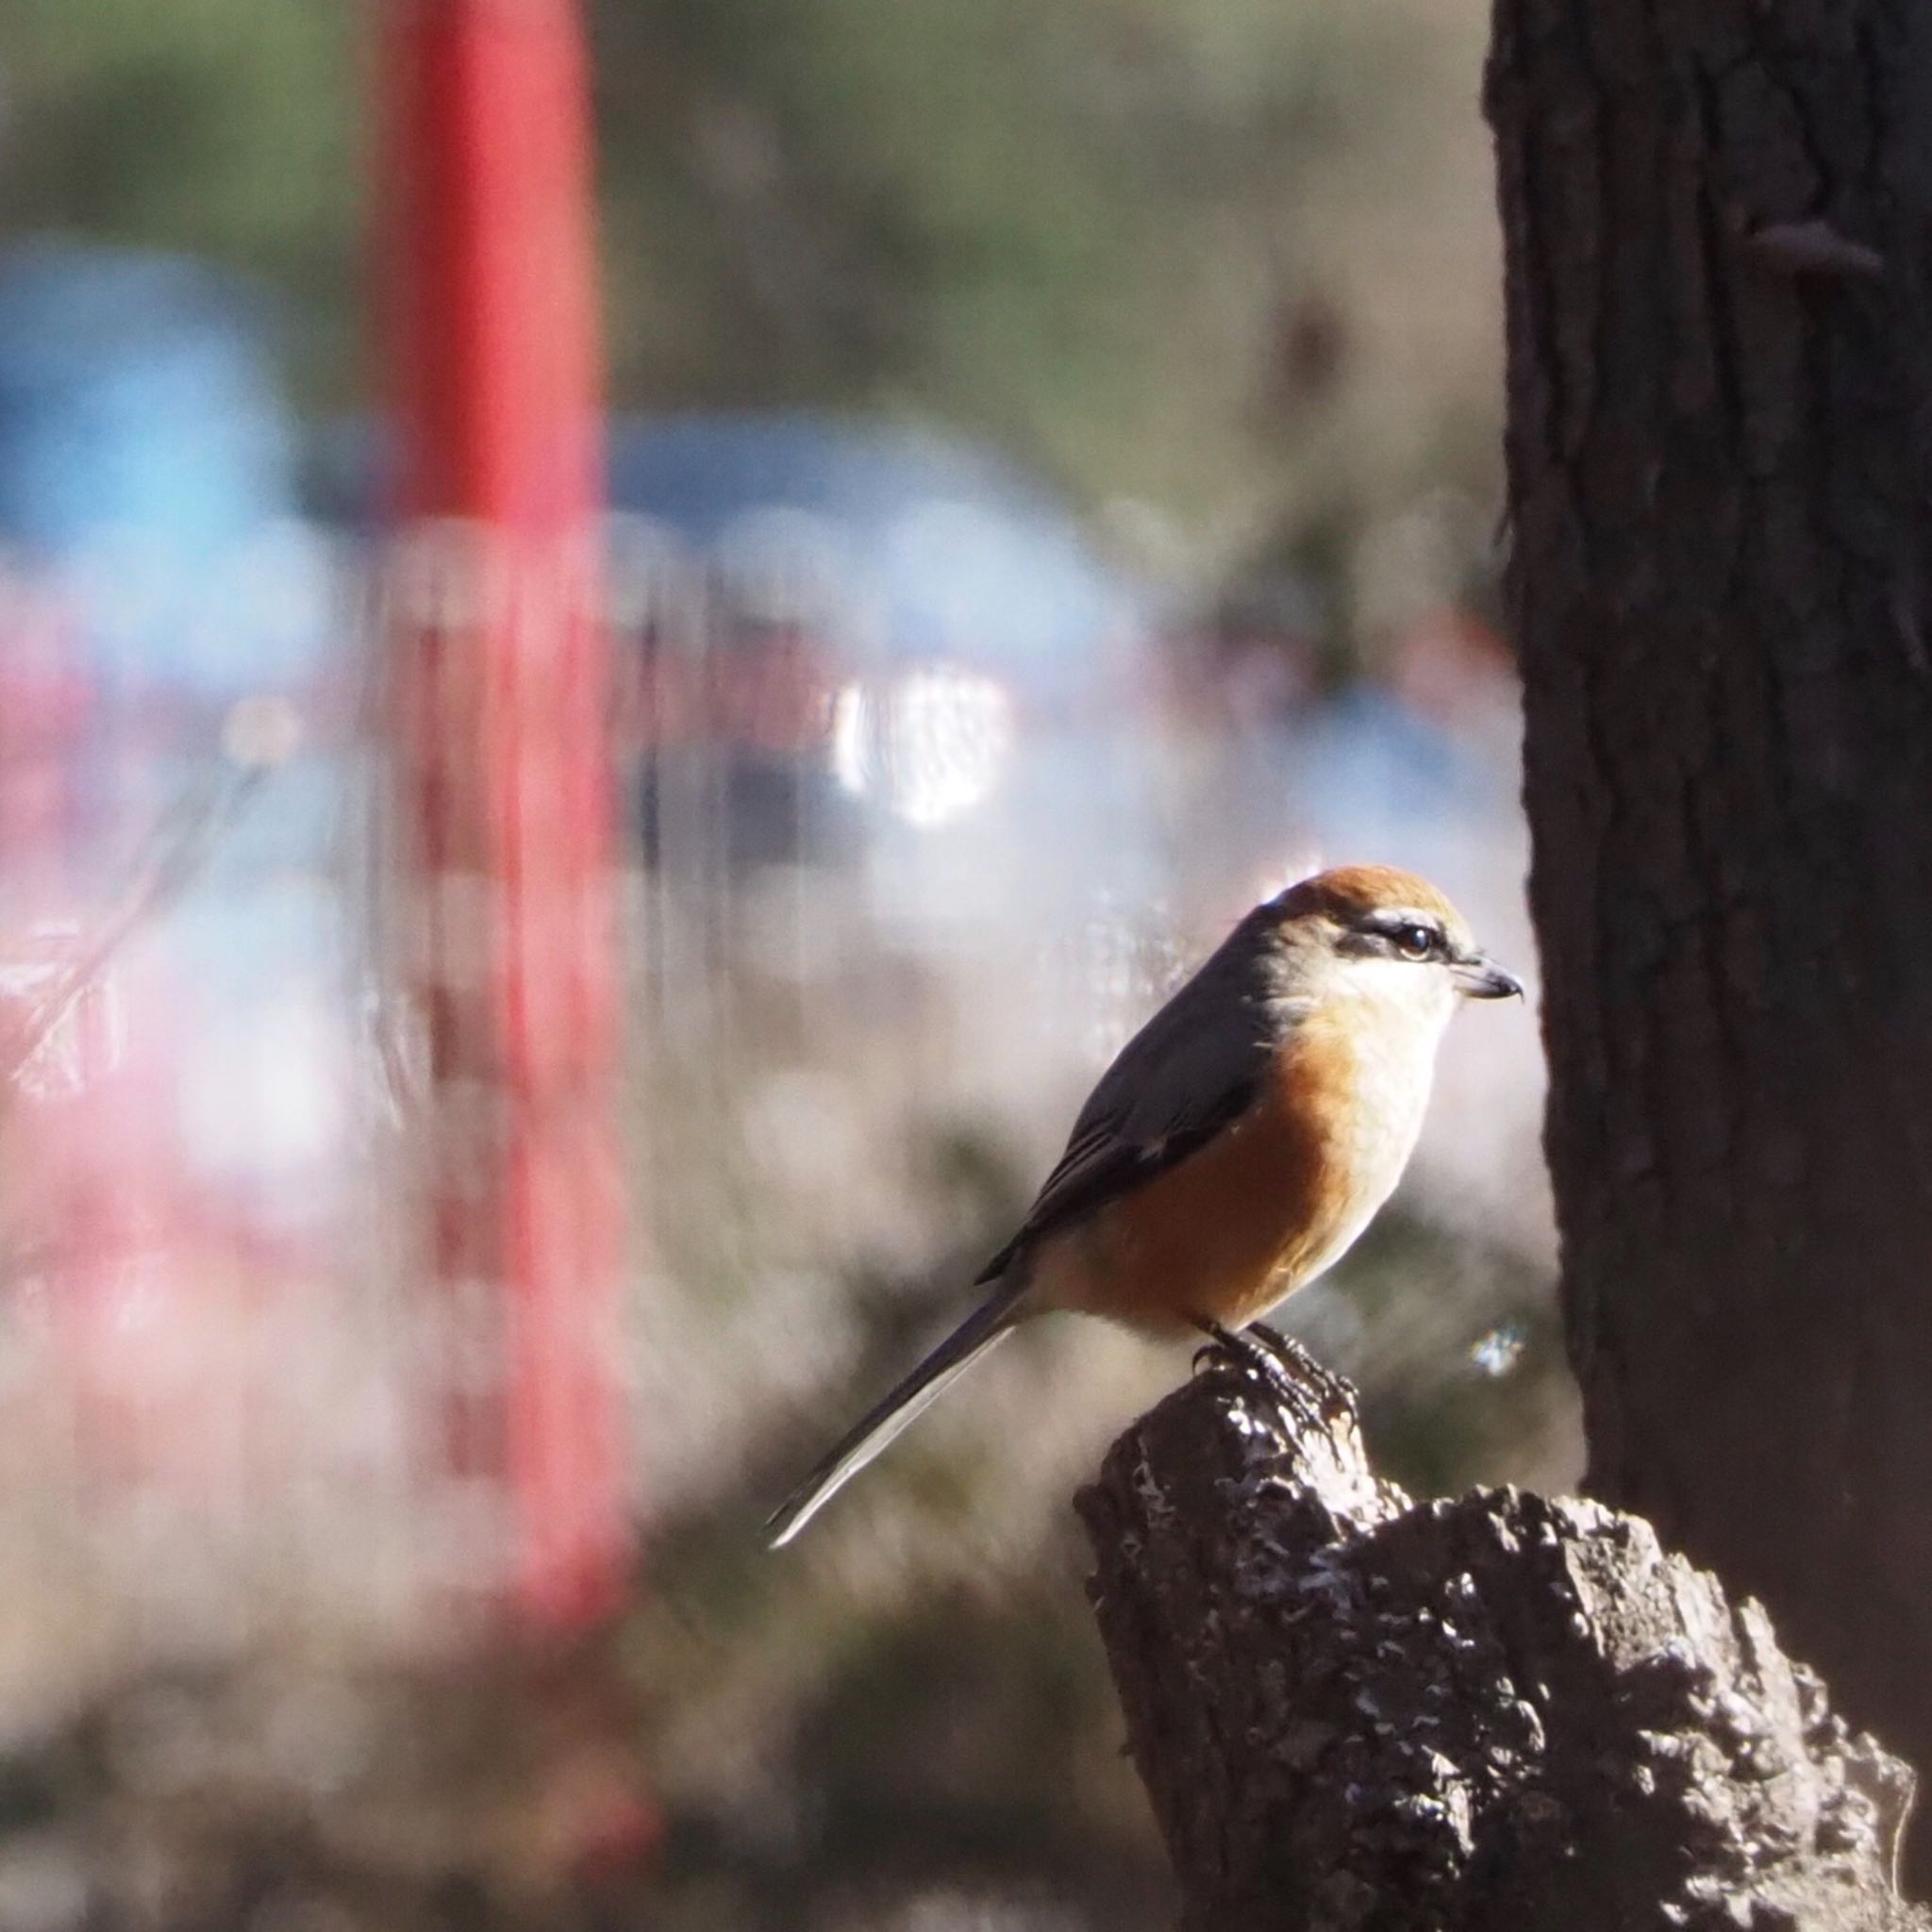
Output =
[{"x1": 1395, "y1": 923, "x2": 1438, "y2": 961}]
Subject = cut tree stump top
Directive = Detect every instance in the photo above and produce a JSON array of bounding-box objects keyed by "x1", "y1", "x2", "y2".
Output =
[{"x1": 1077, "y1": 1352, "x2": 1924, "y2": 1932}]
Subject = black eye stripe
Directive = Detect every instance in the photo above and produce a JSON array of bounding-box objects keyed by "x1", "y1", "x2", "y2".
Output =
[{"x1": 1357, "y1": 911, "x2": 1443, "y2": 957}]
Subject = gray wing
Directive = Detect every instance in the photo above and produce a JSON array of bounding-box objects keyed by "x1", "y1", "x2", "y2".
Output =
[{"x1": 974, "y1": 913, "x2": 1286, "y2": 1283}]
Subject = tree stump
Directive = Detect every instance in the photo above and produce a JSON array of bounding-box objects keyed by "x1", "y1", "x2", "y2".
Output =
[{"x1": 1077, "y1": 1356, "x2": 1924, "y2": 1931}]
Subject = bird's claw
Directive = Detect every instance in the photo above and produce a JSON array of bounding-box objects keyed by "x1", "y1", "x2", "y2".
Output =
[
  {"x1": 1193, "y1": 1319, "x2": 1288, "y2": 1383},
  {"x1": 1247, "y1": 1319, "x2": 1304, "y2": 1367},
  {"x1": 1191, "y1": 1318, "x2": 1351, "y2": 1428},
  {"x1": 1191, "y1": 1318, "x2": 1307, "y2": 1385}
]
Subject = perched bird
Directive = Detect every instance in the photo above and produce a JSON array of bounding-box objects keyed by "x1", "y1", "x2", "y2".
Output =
[{"x1": 767, "y1": 864, "x2": 1523, "y2": 1546}]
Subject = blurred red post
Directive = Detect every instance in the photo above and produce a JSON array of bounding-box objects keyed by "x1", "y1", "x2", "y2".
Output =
[{"x1": 376, "y1": 0, "x2": 625, "y2": 1625}]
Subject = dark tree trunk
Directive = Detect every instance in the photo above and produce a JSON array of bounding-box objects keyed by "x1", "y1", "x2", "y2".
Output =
[
  {"x1": 1487, "y1": 0, "x2": 1932, "y2": 1882},
  {"x1": 1079, "y1": 1357, "x2": 1924, "y2": 1930}
]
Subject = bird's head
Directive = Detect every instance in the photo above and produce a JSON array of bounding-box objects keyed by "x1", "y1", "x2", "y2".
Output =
[{"x1": 1257, "y1": 864, "x2": 1524, "y2": 1034}]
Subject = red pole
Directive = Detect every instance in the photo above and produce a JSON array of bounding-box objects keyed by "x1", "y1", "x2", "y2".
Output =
[{"x1": 376, "y1": 0, "x2": 625, "y2": 1626}]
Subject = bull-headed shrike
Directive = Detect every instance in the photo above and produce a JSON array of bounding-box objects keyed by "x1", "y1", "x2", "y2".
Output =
[{"x1": 769, "y1": 864, "x2": 1523, "y2": 1546}]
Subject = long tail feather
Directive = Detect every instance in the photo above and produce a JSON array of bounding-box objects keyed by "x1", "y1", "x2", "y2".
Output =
[{"x1": 766, "y1": 1280, "x2": 1026, "y2": 1547}]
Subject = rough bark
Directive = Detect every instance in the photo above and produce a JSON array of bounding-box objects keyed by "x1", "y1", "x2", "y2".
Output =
[
  {"x1": 1486, "y1": 0, "x2": 1932, "y2": 1884},
  {"x1": 1079, "y1": 1356, "x2": 1924, "y2": 1931}
]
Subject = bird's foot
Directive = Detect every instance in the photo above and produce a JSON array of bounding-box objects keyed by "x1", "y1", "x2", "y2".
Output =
[
  {"x1": 1191, "y1": 1318, "x2": 1351, "y2": 1428},
  {"x1": 1246, "y1": 1320, "x2": 1319, "y2": 1379},
  {"x1": 1192, "y1": 1318, "x2": 1286, "y2": 1382}
]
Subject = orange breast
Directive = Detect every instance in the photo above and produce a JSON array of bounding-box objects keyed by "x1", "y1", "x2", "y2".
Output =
[{"x1": 1031, "y1": 1016, "x2": 1365, "y2": 1337}]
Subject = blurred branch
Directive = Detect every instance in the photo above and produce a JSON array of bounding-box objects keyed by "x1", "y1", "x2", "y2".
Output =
[
  {"x1": 1078, "y1": 1356, "x2": 1926, "y2": 1930},
  {"x1": 1, "y1": 759, "x2": 267, "y2": 1093}
]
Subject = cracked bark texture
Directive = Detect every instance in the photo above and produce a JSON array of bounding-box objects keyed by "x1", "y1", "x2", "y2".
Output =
[
  {"x1": 1080, "y1": 1359, "x2": 1924, "y2": 1930},
  {"x1": 1487, "y1": 0, "x2": 1932, "y2": 1885}
]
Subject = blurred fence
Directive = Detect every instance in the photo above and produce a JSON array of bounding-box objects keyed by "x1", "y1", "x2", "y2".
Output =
[
  {"x1": 0, "y1": 5, "x2": 1559, "y2": 1920},
  {"x1": 0, "y1": 246, "x2": 1551, "y2": 1759},
  {"x1": 0, "y1": 333, "x2": 1186, "y2": 1714}
]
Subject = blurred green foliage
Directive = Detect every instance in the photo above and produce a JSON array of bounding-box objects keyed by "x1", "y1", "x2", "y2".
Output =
[
  {"x1": 1, "y1": 0, "x2": 358, "y2": 388},
  {"x1": 0, "y1": 0, "x2": 1500, "y2": 538}
]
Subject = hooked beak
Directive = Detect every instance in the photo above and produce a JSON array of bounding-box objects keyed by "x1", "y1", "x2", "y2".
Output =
[{"x1": 1452, "y1": 951, "x2": 1524, "y2": 1001}]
